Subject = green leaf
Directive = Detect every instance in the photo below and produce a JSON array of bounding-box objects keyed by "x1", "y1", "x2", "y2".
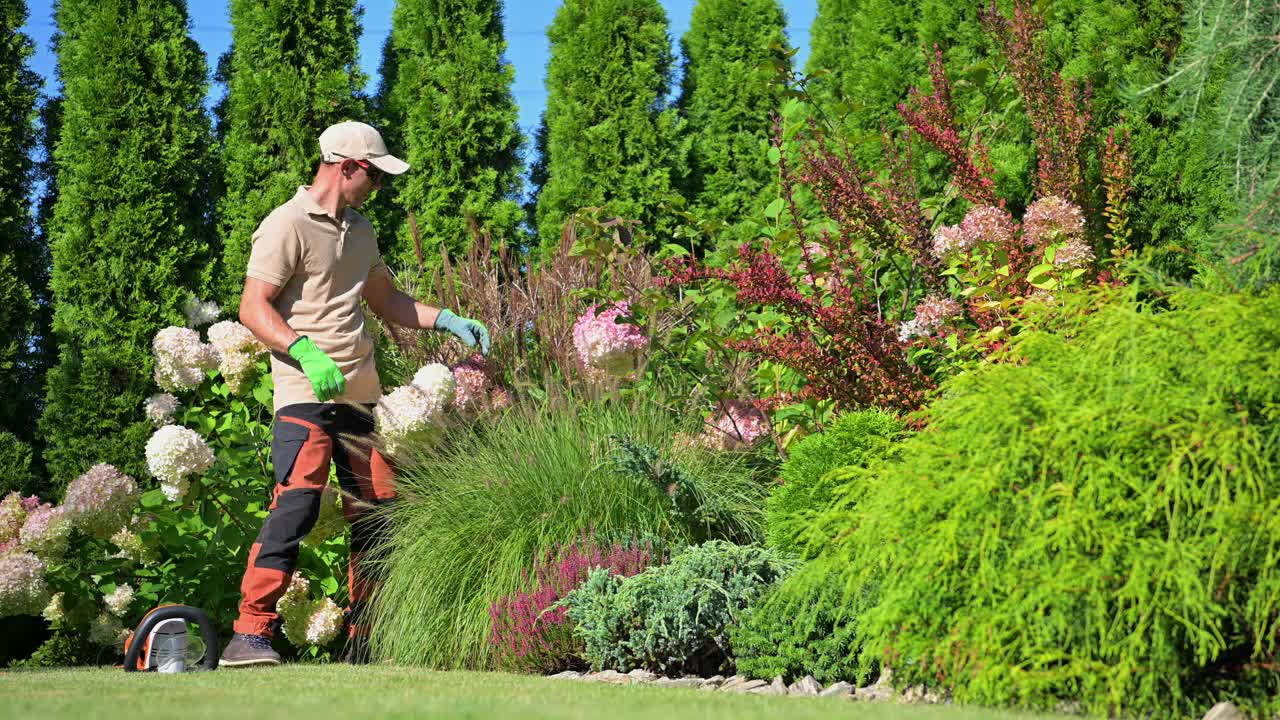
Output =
[{"x1": 764, "y1": 198, "x2": 785, "y2": 219}]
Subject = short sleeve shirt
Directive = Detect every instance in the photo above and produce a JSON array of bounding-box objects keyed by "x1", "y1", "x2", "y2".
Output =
[{"x1": 246, "y1": 186, "x2": 391, "y2": 412}]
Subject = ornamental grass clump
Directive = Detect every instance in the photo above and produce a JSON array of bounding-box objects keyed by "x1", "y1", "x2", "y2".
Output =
[
  {"x1": 488, "y1": 532, "x2": 658, "y2": 674},
  {"x1": 366, "y1": 399, "x2": 768, "y2": 668},
  {"x1": 827, "y1": 284, "x2": 1280, "y2": 717}
]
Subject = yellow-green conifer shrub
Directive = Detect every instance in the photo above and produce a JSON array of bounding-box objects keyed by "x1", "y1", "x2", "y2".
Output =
[{"x1": 826, "y1": 284, "x2": 1280, "y2": 717}]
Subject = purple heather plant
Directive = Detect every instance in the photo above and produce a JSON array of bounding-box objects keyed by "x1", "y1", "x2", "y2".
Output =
[{"x1": 488, "y1": 532, "x2": 657, "y2": 673}]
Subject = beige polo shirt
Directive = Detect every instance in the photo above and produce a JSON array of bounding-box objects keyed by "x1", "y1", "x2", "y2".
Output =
[{"x1": 245, "y1": 186, "x2": 389, "y2": 413}]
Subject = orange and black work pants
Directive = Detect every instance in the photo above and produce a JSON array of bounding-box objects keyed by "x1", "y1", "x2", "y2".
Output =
[{"x1": 234, "y1": 403, "x2": 395, "y2": 638}]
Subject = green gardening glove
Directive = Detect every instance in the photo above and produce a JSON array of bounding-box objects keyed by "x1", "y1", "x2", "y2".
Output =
[
  {"x1": 434, "y1": 309, "x2": 491, "y2": 355},
  {"x1": 288, "y1": 336, "x2": 346, "y2": 402}
]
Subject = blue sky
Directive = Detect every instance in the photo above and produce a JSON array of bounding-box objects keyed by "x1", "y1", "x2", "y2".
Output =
[{"x1": 18, "y1": 1, "x2": 817, "y2": 138}]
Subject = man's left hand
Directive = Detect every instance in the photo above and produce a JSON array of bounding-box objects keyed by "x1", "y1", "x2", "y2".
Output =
[{"x1": 434, "y1": 309, "x2": 491, "y2": 355}]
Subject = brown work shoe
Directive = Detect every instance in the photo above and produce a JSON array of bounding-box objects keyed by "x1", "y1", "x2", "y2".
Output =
[{"x1": 221, "y1": 632, "x2": 281, "y2": 667}]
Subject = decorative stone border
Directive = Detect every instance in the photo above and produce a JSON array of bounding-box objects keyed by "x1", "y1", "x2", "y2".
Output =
[
  {"x1": 550, "y1": 669, "x2": 1249, "y2": 719},
  {"x1": 548, "y1": 667, "x2": 947, "y2": 704}
]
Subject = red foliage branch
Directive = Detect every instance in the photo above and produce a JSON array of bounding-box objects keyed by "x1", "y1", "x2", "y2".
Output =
[
  {"x1": 896, "y1": 46, "x2": 1000, "y2": 208},
  {"x1": 980, "y1": 0, "x2": 1093, "y2": 204}
]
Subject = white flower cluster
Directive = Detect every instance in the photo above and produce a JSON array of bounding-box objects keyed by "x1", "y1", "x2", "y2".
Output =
[
  {"x1": 410, "y1": 364, "x2": 457, "y2": 414},
  {"x1": 144, "y1": 392, "x2": 180, "y2": 425},
  {"x1": 305, "y1": 597, "x2": 344, "y2": 645},
  {"x1": 42, "y1": 591, "x2": 64, "y2": 623},
  {"x1": 110, "y1": 527, "x2": 157, "y2": 565},
  {"x1": 0, "y1": 552, "x2": 49, "y2": 618},
  {"x1": 278, "y1": 573, "x2": 343, "y2": 647},
  {"x1": 207, "y1": 320, "x2": 267, "y2": 394},
  {"x1": 153, "y1": 326, "x2": 218, "y2": 392},
  {"x1": 145, "y1": 425, "x2": 216, "y2": 501},
  {"x1": 62, "y1": 464, "x2": 138, "y2": 539},
  {"x1": 103, "y1": 583, "x2": 134, "y2": 617},
  {"x1": 183, "y1": 296, "x2": 221, "y2": 328},
  {"x1": 0, "y1": 492, "x2": 36, "y2": 548},
  {"x1": 375, "y1": 364, "x2": 456, "y2": 459}
]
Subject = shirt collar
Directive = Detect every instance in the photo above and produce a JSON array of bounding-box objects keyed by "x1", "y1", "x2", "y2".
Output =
[{"x1": 295, "y1": 185, "x2": 348, "y2": 223}]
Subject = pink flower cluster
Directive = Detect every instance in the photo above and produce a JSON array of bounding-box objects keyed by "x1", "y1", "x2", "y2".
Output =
[
  {"x1": 489, "y1": 532, "x2": 656, "y2": 673},
  {"x1": 453, "y1": 351, "x2": 496, "y2": 409},
  {"x1": 0, "y1": 493, "x2": 41, "y2": 550},
  {"x1": 572, "y1": 303, "x2": 648, "y2": 378},
  {"x1": 0, "y1": 552, "x2": 49, "y2": 618},
  {"x1": 930, "y1": 206, "x2": 1015, "y2": 260},
  {"x1": 900, "y1": 295, "x2": 964, "y2": 341},
  {"x1": 62, "y1": 464, "x2": 138, "y2": 539},
  {"x1": 705, "y1": 399, "x2": 770, "y2": 451},
  {"x1": 1023, "y1": 196, "x2": 1085, "y2": 245},
  {"x1": 19, "y1": 503, "x2": 69, "y2": 559}
]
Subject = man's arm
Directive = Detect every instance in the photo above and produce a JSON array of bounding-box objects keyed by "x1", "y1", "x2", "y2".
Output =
[
  {"x1": 362, "y1": 268, "x2": 441, "y2": 330},
  {"x1": 240, "y1": 277, "x2": 300, "y2": 354}
]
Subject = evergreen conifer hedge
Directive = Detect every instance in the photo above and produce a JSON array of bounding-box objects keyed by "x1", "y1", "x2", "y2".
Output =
[
  {"x1": 676, "y1": 0, "x2": 789, "y2": 248},
  {"x1": 373, "y1": 0, "x2": 524, "y2": 270},
  {"x1": 533, "y1": 0, "x2": 681, "y2": 256},
  {"x1": 215, "y1": 0, "x2": 367, "y2": 309},
  {"x1": 40, "y1": 0, "x2": 216, "y2": 488}
]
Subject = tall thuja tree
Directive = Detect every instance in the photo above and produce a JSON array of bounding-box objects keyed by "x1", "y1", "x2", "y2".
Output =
[
  {"x1": 0, "y1": 0, "x2": 46, "y2": 495},
  {"x1": 533, "y1": 0, "x2": 681, "y2": 256},
  {"x1": 373, "y1": 0, "x2": 524, "y2": 272},
  {"x1": 677, "y1": 0, "x2": 790, "y2": 248},
  {"x1": 216, "y1": 0, "x2": 367, "y2": 309},
  {"x1": 40, "y1": 0, "x2": 216, "y2": 488}
]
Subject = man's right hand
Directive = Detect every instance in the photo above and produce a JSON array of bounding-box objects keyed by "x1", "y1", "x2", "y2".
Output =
[{"x1": 288, "y1": 336, "x2": 346, "y2": 401}]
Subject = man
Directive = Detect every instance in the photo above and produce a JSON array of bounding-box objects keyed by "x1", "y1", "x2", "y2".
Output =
[{"x1": 220, "y1": 121, "x2": 490, "y2": 666}]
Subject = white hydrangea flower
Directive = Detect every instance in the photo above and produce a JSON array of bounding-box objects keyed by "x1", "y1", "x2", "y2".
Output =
[
  {"x1": 305, "y1": 597, "x2": 344, "y2": 645},
  {"x1": 103, "y1": 583, "x2": 135, "y2": 617},
  {"x1": 145, "y1": 425, "x2": 215, "y2": 499},
  {"x1": 0, "y1": 552, "x2": 49, "y2": 618},
  {"x1": 183, "y1": 296, "x2": 221, "y2": 328},
  {"x1": 207, "y1": 321, "x2": 267, "y2": 394},
  {"x1": 109, "y1": 527, "x2": 156, "y2": 565},
  {"x1": 153, "y1": 327, "x2": 218, "y2": 392},
  {"x1": 410, "y1": 363, "x2": 457, "y2": 413},
  {"x1": 375, "y1": 385, "x2": 444, "y2": 459},
  {"x1": 144, "y1": 393, "x2": 180, "y2": 425},
  {"x1": 159, "y1": 478, "x2": 190, "y2": 503}
]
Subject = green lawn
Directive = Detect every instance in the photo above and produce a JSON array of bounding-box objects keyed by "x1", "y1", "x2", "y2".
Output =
[{"x1": 0, "y1": 666, "x2": 1068, "y2": 720}]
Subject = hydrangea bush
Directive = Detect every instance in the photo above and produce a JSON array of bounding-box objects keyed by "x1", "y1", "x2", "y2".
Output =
[{"x1": 2, "y1": 301, "x2": 349, "y2": 663}]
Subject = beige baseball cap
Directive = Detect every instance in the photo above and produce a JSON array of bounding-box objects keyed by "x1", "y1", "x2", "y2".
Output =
[{"x1": 318, "y1": 121, "x2": 410, "y2": 175}]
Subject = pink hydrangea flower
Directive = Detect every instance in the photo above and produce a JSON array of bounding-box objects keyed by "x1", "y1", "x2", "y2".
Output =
[
  {"x1": 0, "y1": 493, "x2": 35, "y2": 545},
  {"x1": 63, "y1": 464, "x2": 138, "y2": 539},
  {"x1": 1022, "y1": 196, "x2": 1086, "y2": 246},
  {"x1": 705, "y1": 399, "x2": 770, "y2": 451},
  {"x1": 572, "y1": 302, "x2": 648, "y2": 378},
  {"x1": 1053, "y1": 238, "x2": 1095, "y2": 268},
  {"x1": 451, "y1": 354, "x2": 495, "y2": 412},
  {"x1": 960, "y1": 205, "x2": 1016, "y2": 246},
  {"x1": 0, "y1": 552, "x2": 49, "y2": 618},
  {"x1": 930, "y1": 224, "x2": 973, "y2": 258},
  {"x1": 914, "y1": 295, "x2": 962, "y2": 331},
  {"x1": 19, "y1": 504, "x2": 70, "y2": 559}
]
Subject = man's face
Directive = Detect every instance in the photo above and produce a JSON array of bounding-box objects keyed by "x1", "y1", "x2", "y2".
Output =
[{"x1": 340, "y1": 158, "x2": 384, "y2": 208}]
